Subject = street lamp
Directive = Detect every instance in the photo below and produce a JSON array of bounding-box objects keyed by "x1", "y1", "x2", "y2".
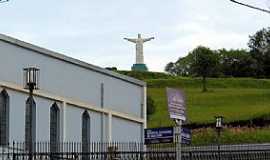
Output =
[
  {"x1": 215, "y1": 116, "x2": 224, "y2": 160},
  {"x1": 23, "y1": 67, "x2": 39, "y2": 159},
  {"x1": 23, "y1": 67, "x2": 40, "y2": 95}
]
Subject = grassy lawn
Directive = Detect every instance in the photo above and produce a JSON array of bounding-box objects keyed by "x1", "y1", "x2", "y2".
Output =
[
  {"x1": 147, "y1": 78, "x2": 270, "y2": 128},
  {"x1": 118, "y1": 71, "x2": 270, "y2": 145},
  {"x1": 192, "y1": 127, "x2": 270, "y2": 145}
]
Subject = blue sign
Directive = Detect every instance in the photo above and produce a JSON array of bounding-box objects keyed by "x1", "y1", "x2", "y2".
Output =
[
  {"x1": 144, "y1": 127, "x2": 174, "y2": 144},
  {"x1": 181, "y1": 128, "x2": 192, "y2": 145},
  {"x1": 144, "y1": 127, "x2": 192, "y2": 145}
]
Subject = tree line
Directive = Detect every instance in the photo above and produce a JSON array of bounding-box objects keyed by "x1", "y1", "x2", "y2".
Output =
[
  {"x1": 165, "y1": 27, "x2": 270, "y2": 91},
  {"x1": 165, "y1": 27, "x2": 270, "y2": 78}
]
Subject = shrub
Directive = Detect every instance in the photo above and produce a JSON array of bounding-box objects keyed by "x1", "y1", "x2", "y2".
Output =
[
  {"x1": 147, "y1": 96, "x2": 156, "y2": 117},
  {"x1": 118, "y1": 71, "x2": 175, "y2": 80}
]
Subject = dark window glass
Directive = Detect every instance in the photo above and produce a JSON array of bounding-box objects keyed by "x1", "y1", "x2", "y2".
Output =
[
  {"x1": 50, "y1": 103, "x2": 60, "y2": 152},
  {"x1": 82, "y1": 110, "x2": 90, "y2": 160},
  {"x1": 0, "y1": 90, "x2": 9, "y2": 145}
]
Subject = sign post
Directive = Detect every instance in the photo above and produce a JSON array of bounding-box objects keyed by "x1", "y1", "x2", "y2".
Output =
[
  {"x1": 175, "y1": 120, "x2": 182, "y2": 160},
  {"x1": 166, "y1": 88, "x2": 187, "y2": 160}
]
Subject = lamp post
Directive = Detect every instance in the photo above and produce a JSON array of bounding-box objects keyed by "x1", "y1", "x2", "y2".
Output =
[
  {"x1": 215, "y1": 116, "x2": 224, "y2": 160},
  {"x1": 23, "y1": 67, "x2": 39, "y2": 160}
]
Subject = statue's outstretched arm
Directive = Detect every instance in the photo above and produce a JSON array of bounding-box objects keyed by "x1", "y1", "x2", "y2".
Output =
[
  {"x1": 143, "y1": 37, "x2": 155, "y2": 42},
  {"x1": 124, "y1": 38, "x2": 137, "y2": 43}
]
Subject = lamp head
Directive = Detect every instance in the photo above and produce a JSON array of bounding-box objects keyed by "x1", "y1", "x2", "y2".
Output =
[{"x1": 23, "y1": 67, "x2": 40, "y2": 91}]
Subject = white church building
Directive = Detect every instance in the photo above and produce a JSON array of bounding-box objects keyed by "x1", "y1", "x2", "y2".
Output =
[{"x1": 0, "y1": 34, "x2": 147, "y2": 145}]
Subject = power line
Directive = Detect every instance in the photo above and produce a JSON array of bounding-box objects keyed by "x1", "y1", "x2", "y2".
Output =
[
  {"x1": 0, "y1": 0, "x2": 9, "y2": 3},
  {"x1": 230, "y1": 0, "x2": 270, "y2": 14}
]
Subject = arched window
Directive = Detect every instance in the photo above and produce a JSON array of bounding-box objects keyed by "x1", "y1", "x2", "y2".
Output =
[
  {"x1": 25, "y1": 97, "x2": 36, "y2": 150},
  {"x1": 0, "y1": 89, "x2": 9, "y2": 145},
  {"x1": 50, "y1": 103, "x2": 60, "y2": 152},
  {"x1": 82, "y1": 110, "x2": 90, "y2": 157}
]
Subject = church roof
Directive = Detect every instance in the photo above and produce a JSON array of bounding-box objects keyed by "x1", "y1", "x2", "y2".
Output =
[{"x1": 0, "y1": 34, "x2": 146, "y2": 87}]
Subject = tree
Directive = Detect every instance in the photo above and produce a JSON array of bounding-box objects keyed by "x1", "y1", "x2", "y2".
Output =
[
  {"x1": 190, "y1": 46, "x2": 219, "y2": 92},
  {"x1": 174, "y1": 55, "x2": 194, "y2": 76},
  {"x1": 165, "y1": 54, "x2": 193, "y2": 76},
  {"x1": 248, "y1": 27, "x2": 270, "y2": 77},
  {"x1": 105, "y1": 67, "x2": 118, "y2": 71},
  {"x1": 218, "y1": 49, "x2": 256, "y2": 77},
  {"x1": 165, "y1": 62, "x2": 176, "y2": 75}
]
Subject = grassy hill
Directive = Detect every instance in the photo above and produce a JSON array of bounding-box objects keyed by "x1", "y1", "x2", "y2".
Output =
[
  {"x1": 147, "y1": 78, "x2": 270, "y2": 127},
  {"x1": 146, "y1": 78, "x2": 270, "y2": 145},
  {"x1": 118, "y1": 71, "x2": 270, "y2": 145}
]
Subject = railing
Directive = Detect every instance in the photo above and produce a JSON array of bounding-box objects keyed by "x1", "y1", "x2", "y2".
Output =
[{"x1": 0, "y1": 142, "x2": 270, "y2": 160}]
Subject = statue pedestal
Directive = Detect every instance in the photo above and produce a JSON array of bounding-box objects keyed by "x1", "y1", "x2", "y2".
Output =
[{"x1": 131, "y1": 64, "x2": 148, "y2": 71}]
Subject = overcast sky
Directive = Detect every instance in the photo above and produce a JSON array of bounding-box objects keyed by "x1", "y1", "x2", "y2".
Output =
[{"x1": 1, "y1": 0, "x2": 270, "y2": 72}]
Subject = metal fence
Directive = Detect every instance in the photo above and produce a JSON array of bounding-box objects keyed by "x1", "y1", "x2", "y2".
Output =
[{"x1": 0, "y1": 142, "x2": 270, "y2": 160}]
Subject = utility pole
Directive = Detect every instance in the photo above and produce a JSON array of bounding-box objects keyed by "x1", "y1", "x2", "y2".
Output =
[{"x1": 229, "y1": 0, "x2": 270, "y2": 14}]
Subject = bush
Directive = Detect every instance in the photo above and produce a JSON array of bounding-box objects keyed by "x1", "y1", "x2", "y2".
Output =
[
  {"x1": 147, "y1": 96, "x2": 156, "y2": 117},
  {"x1": 118, "y1": 71, "x2": 175, "y2": 80}
]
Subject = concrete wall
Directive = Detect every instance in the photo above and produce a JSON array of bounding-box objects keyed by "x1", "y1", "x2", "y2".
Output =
[
  {"x1": 0, "y1": 40, "x2": 143, "y2": 118},
  {"x1": 65, "y1": 104, "x2": 103, "y2": 142},
  {"x1": 111, "y1": 117, "x2": 142, "y2": 142},
  {"x1": 0, "y1": 39, "x2": 145, "y2": 143},
  {"x1": 6, "y1": 88, "x2": 106, "y2": 142},
  {"x1": 8, "y1": 89, "x2": 54, "y2": 142}
]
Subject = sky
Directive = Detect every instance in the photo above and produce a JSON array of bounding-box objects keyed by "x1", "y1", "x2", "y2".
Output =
[{"x1": 0, "y1": 0, "x2": 270, "y2": 72}]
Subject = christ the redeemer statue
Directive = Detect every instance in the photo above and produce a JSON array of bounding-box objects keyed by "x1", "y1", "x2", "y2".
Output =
[{"x1": 124, "y1": 34, "x2": 154, "y2": 71}]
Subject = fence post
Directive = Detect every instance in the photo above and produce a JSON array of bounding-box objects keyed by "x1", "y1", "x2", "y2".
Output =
[
  {"x1": 12, "y1": 141, "x2": 16, "y2": 160},
  {"x1": 218, "y1": 144, "x2": 221, "y2": 160},
  {"x1": 189, "y1": 151, "x2": 192, "y2": 160},
  {"x1": 140, "y1": 143, "x2": 144, "y2": 160}
]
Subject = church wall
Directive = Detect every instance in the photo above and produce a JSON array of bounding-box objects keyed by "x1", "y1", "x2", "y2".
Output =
[
  {"x1": 0, "y1": 40, "x2": 143, "y2": 118},
  {"x1": 0, "y1": 38, "x2": 145, "y2": 143},
  {"x1": 4, "y1": 87, "x2": 142, "y2": 143},
  {"x1": 35, "y1": 96, "x2": 52, "y2": 142},
  {"x1": 89, "y1": 111, "x2": 103, "y2": 142},
  {"x1": 8, "y1": 89, "x2": 55, "y2": 142},
  {"x1": 103, "y1": 78, "x2": 142, "y2": 118},
  {"x1": 64, "y1": 104, "x2": 83, "y2": 142},
  {"x1": 8, "y1": 89, "x2": 26, "y2": 142},
  {"x1": 111, "y1": 117, "x2": 142, "y2": 142},
  {"x1": 65, "y1": 104, "x2": 103, "y2": 142}
]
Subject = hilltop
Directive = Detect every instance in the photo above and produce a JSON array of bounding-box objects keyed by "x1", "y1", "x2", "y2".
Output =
[{"x1": 119, "y1": 71, "x2": 270, "y2": 145}]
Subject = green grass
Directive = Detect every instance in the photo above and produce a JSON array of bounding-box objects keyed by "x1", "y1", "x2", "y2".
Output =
[
  {"x1": 117, "y1": 71, "x2": 270, "y2": 145},
  {"x1": 147, "y1": 78, "x2": 270, "y2": 128},
  {"x1": 192, "y1": 127, "x2": 270, "y2": 145},
  {"x1": 147, "y1": 78, "x2": 270, "y2": 88}
]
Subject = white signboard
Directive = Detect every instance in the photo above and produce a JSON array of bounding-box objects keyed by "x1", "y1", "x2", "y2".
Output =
[{"x1": 166, "y1": 88, "x2": 186, "y2": 121}]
